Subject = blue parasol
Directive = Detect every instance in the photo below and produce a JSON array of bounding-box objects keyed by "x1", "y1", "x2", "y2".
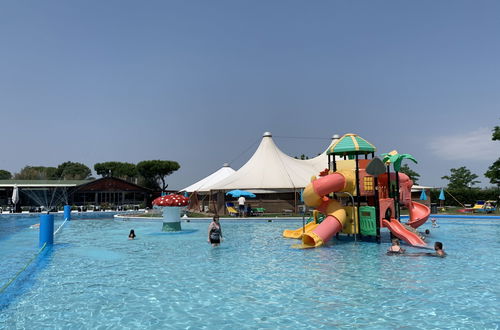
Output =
[
  {"x1": 438, "y1": 188, "x2": 445, "y2": 201},
  {"x1": 226, "y1": 190, "x2": 256, "y2": 198},
  {"x1": 419, "y1": 189, "x2": 427, "y2": 200}
]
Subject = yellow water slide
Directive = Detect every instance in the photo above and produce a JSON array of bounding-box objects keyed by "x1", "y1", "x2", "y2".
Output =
[{"x1": 282, "y1": 218, "x2": 318, "y2": 239}]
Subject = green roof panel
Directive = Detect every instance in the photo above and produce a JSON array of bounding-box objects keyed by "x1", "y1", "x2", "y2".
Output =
[{"x1": 327, "y1": 133, "x2": 376, "y2": 155}]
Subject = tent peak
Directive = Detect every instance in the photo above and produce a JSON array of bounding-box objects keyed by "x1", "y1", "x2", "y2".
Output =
[
  {"x1": 222, "y1": 163, "x2": 230, "y2": 167},
  {"x1": 263, "y1": 131, "x2": 272, "y2": 137}
]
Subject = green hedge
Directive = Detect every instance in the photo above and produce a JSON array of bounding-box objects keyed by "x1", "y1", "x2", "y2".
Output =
[{"x1": 429, "y1": 187, "x2": 499, "y2": 206}]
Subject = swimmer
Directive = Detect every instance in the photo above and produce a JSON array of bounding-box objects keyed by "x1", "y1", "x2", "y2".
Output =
[
  {"x1": 30, "y1": 223, "x2": 40, "y2": 229},
  {"x1": 387, "y1": 238, "x2": 405, "y2": 254},
  {"x1": 128, "y1": 229, "x2": 136, "y2": 240},
  {"x1": 404, "y1": 241, "x2": 447, "y2": 258},
  {"x1": 434, "y1": 241, "x2": 446, "y2": 257},
  {"x1": 431, "y1": 218, "x2": 439, "y2": 228}
]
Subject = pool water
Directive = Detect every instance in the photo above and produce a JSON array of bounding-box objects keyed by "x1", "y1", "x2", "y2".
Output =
[{"x1": 0, "y1": 217, "x2": 499, "y2": 329}]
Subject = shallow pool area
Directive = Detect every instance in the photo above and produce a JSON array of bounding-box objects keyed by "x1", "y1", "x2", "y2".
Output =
[{"x1": 0, "y1": 216, "x2": 499, "y2": 329}]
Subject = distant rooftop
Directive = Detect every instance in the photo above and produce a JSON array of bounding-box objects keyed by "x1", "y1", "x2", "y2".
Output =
[{"x1": 0, "y1": 179, "x2": 93, "y2": 188}]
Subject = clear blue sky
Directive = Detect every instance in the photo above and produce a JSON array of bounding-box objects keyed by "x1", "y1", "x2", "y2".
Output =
[{"x1": 1, "y1": 1, "x2": 499, "y2": 189}]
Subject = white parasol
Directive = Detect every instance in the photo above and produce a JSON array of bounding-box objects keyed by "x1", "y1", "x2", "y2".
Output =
[{"x1": 12, "y1": 184, "x2": 19, "y2": 207}]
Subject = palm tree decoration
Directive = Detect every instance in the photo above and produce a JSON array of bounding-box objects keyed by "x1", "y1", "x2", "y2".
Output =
[
  {"x1": 380, "y1": 150, "x2": 418, "y2": 220},
  {"x1": 381, "y1": 150, "x2": 418, "y2": 172}
]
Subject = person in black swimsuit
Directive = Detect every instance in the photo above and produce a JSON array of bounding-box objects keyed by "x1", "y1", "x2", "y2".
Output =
[{"x1": 207, "y1": 216, "x2": 223, "y2": 246}]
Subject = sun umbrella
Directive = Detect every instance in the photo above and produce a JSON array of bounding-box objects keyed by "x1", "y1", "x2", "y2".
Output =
[
  {"x1": 439, "y1": 188, "x2": 445, "y2": 201},
  {"x1": 419, "y1": 189, "x2": 427, "y2": 201},
  {"x1": 226, "y1": 190, "x2": 256, "y2": 198}
]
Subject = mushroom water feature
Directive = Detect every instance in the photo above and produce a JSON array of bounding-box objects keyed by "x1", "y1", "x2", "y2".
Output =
[{"x1": 152, "y1": 194, "x2": 189, "y2": 232}]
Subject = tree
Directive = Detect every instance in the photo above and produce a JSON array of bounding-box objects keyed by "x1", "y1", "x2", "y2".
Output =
[
  {"x1": 399, "y1": 164, "x2": 420, "y2": 184},
  {"x1": 55, "y1": 162, "x2": 92, "y2": 180},
  {"x1": 484, "y1": 159, "x2": 500, "y2": 187},
  {"x1": 492, "y1": 125, "x2": 500, "y2": 141},
  {"x1": 294, "y1": 154, "x2": 309, "y2": 160},
  {"x1": 0, "y1": 170, "x2": 12, "y2": 180},
  {"x1": 136, "y1": 160, "x2": 180, "y2": 191},
  {"x1": 485, "y1": 124, "x2": 500, "y2": 187},
  {"x1": 14, "y1": 166, "x2": 58, "y2": 180},
  {"x1": 94, "y1": 162, "x2": 137, "y2": 180},
  {"x1": 441, "y1": 166, "x2": 480, "y2": 189}
]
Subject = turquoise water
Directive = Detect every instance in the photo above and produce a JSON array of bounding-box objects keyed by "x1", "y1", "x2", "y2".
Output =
[{"x1": 0, "y1": 216, "x2": 499, "y2": 329}]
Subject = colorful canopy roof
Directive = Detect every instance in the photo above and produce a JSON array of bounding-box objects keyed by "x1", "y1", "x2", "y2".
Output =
[{"x1": 327, "y1": 133, "x2": 376, "y2": 156}]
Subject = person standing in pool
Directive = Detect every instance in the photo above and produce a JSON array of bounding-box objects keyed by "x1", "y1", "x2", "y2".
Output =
[
  {"x1": 128, "y1": 229, "x2": 136, "y2": 240},
  {"x1": 207, "y1": 216, "x2": 223, "y2": 246}
]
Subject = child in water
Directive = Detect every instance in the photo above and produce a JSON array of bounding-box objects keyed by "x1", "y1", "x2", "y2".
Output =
[{"x1": 387, "y1": 238, "x2": 405, "y2": 254}]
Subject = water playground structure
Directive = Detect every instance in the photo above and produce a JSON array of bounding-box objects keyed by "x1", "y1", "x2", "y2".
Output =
[{"x1": 283, "y1": 133, "x2": 430, "y2": 248}]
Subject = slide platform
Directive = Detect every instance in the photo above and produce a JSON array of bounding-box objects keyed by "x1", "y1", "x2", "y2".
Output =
[
  {"x1": 283, "y1": 221, "x2": 318, "y2": 239},
  {"x1": 383, "y1": 218, "x2": 426, "y2": 247}
]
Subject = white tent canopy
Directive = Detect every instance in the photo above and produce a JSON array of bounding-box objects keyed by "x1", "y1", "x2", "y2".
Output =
[
  {"x1": 207, "y1": 132, "x2": 338, "y2": 192},
  {"x1": 181, "y1": 163, "x2": 236, "y2": 193}
]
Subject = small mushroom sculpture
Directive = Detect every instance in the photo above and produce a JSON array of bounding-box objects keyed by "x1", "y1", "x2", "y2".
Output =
[
  {"x1": 152, "y1": 194, "x2": 189, "y2": 207},
  {"x1": 152, "y1": 194, "x2": 189, "y2": 232}
]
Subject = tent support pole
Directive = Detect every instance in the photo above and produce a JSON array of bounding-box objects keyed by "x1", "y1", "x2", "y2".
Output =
[
  {"x1": 208, "y1": 191, "x2": 213, "y2": 215},
  {"x1": 294, "y1": 188, "x2": 297, "y2": 214}
]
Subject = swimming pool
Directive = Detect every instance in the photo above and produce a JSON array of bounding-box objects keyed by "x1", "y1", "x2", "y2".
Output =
[{"x1": 0, "y1": 216, "x2": 498, "y2": 329}]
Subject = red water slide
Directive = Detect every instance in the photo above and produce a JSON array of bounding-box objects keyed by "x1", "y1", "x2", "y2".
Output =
[
  {"x1": 382, "y1": 218, "x2": 426, "y2": 247},
  {"x1": 407, "y1": 201, "x2": 431, "y2": 228}
]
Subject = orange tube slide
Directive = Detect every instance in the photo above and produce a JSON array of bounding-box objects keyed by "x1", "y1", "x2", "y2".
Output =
[{"x1": 301, "y1": 173, "x2": 348, "y2": 247}]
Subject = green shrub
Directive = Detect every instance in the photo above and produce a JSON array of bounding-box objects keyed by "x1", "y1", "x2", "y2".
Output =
[{"x1": 430, "y1": 187, "x2": 499, "y2": 206}]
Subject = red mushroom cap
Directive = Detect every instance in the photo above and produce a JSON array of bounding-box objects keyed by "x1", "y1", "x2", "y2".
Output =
[{"x1": 152, "y1": 194, "x2": 189, "y2": 207}]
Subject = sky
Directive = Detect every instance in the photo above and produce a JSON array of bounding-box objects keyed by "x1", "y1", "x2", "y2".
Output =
[{"x1": 0, "y1": 0, "x2": 499, "y2": 190}]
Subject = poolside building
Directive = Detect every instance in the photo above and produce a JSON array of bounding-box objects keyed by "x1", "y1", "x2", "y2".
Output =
[
  {"x1": 0, "y1": 177, "x2": 154, "y2": 212},
  {"x1": 71, "y1": 177, "x2": 153, "y2": 210}
]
